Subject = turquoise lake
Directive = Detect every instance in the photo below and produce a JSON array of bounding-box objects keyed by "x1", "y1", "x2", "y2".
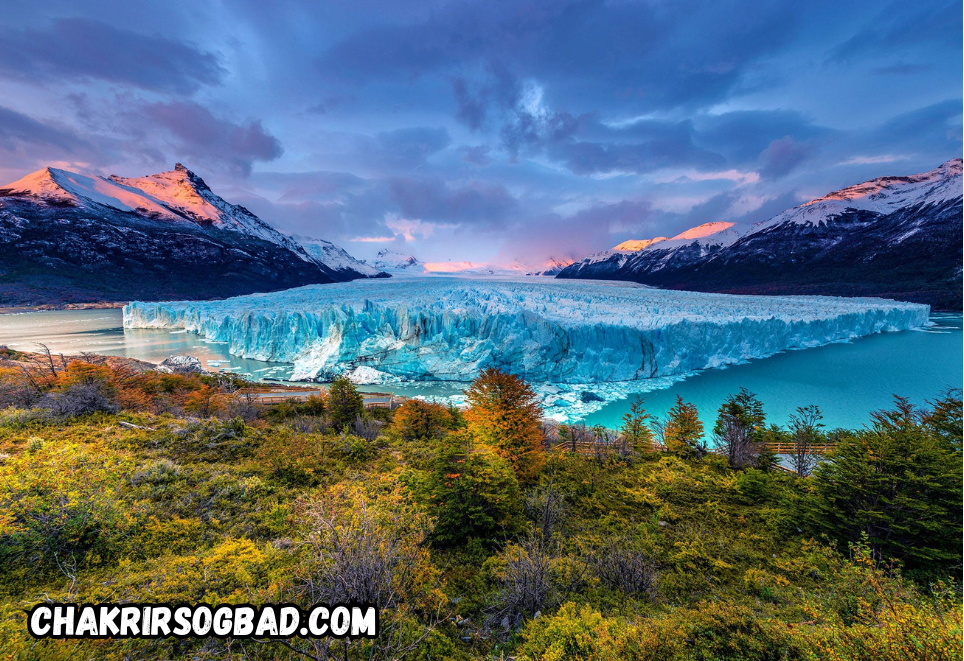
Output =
[{"x1": 0, "y1": 308, "x2": 960, "y2": 431}]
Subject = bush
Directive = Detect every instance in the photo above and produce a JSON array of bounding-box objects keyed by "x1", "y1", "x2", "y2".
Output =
[
  {"x1": 0, "y1": 442, "x2": 134, "y2": 575},
  {"x1": 391, "y1": 399, "x2": 456, "y2": 442},
  {"x1": 39, "y1": 381, "x2": 118, "y2": 418}
]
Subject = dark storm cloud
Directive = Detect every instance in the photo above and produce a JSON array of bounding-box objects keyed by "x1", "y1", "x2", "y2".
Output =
[
  {"x1": 0, "y1": 18, "x2": 224, "y2": 93},
  {"x1": 139, "y1": 102, "x2": 284, "y2": 176}
]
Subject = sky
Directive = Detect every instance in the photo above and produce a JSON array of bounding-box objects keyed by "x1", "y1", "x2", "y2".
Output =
[{"x1": 1, "y1": 1, "x2": 960, "y2": 266}]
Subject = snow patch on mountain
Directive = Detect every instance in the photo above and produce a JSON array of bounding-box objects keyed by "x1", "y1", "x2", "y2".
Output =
[
  {"x1": 613, "y1": 237, "x2": 668, "y2": 251},
  {"x1": 292, "y1": 235, "x2": 384, "y2": 277},
  {"x1": 2, "y1": 163, "x2": 318, "y2": 262},
  {"x1": 754, "y1": 158, "x2": 962, "y2": 231},
  {"x1": 369, "y1": 249, "x2": 423, "y2": 272}
]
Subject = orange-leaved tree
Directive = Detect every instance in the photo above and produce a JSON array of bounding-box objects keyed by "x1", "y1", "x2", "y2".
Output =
[
  {"x1": 464, "y1": 368, "x2": 544, "y2": 485},
  {"x1": 664, "y1": 395, "x2": 705, "y2": 457}
]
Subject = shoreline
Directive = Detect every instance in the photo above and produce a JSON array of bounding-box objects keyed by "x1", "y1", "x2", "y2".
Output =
[{"x1": 0, "y1": 301, "x2": 127, "y2": 314}]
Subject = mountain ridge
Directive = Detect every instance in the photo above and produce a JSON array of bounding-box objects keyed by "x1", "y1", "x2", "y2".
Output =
[
  {"x1": 0, "y1": 163, "x2": 379, "y2": 305},
  {"x1": 557, "y1": 159, "x2": 963, "y2": 310}
]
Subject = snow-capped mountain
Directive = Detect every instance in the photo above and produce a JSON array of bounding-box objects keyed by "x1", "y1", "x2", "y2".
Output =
[
  {"x1": 562, "y1": 222, "x2": 744, "y2": 280},
  {"x1": 368, "y1": 249, "x2": 423, "y2": 272},
  {"x1": 522, "y1": 257, "x2": 574, "y2": 276},
  {"x1": 0, "y1": 163, "x2": 378, "y2": 305},
  {"x1": 291, "y1": 235, "x2": 387, "y2": 279},
  {"x1": 558, "y1": 159, "x2": 963, "y2": 309}
]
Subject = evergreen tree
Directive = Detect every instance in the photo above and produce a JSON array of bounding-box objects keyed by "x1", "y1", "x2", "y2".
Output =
[
  {"x1": 406, "y1": 432, "x2": 524, "y2": 547},
  {"x1": 808, "y1": 396, "x2": 963, "y2": 575},
  {"x1": 620, "y1": 396, "x2": 654, "y2": 455},
  {"x1": 327, "y1": 375, "x2": 364, "y2": 429},
  {"x1": 663, "y1": 395, "x2": 704, "y2": 457},
  {"x1": 464, "y1": 368, "x2": 544, "y2": 485}
]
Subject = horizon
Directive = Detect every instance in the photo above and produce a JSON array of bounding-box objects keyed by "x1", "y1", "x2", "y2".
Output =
[{"x1": 1, "y1": 1, "x2": 960, "y2": 265}]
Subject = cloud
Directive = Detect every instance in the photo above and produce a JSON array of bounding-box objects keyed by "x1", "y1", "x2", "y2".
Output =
[
  {"x1": 758, "y1": 136, "x2": 810, "y2": 179},
  {"x1": 139, "y1": 102, "x2": 283, "y2": 175},
  {"x1": 828, "y1": 1, "x2": 959, "y2": 63},
  {"x1": 546, "y1": 117, "x2": 726, "y2": 176},
  {"x1": 388, "y1": 177, "x2": 518, "y2": 227},
  {"x1": 0, "y1": 18, "x2": 224, "y2": 93},
  {"x1": 0, "y1": 106, "x2": 90, "y2": 155},
  {"x1": 370, "y1": 127, "x2": 451, "y2": 170},
  {"x1": 458, "y1": 145, "x2": 493, "y2": 166}
]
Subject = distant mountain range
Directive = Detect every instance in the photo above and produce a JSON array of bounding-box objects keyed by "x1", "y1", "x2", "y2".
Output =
[
  {"x1": 368, "y1": 248, "x2": 424, "y2": 273},
  {"x1": 0, "y1": 163, "x2": 382, "y2": 305},
  {"x1": 558, "y1": 159, "x2": 963, "y2": 310}
]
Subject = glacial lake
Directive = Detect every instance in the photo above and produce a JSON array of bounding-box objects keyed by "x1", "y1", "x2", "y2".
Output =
[{"x1": 0, "y1": 308, "x2": 960, "y2": 431}]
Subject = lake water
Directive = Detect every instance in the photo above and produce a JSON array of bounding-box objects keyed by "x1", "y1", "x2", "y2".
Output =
[{"x1": 0, "y1": 308, "x2": 960, "y2": 431}]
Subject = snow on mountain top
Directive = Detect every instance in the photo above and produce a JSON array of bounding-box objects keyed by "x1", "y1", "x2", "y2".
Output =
[
  {"x1": 369, "y1": 249, "x2": 423, "y2": 271},
  {"x1": 669, "y1": 221, "x2": 736, "y2": 240},
  {"x1": 2, "y1": 163, "x2": 319, "y2": 262},
  {"x1": 109, "y1": 163, "x2": 226, "y2": 225},
  {"x1": 613, "y1": 237, "x2": 668, "y2": 251},
  {"x1": 609, "y1": 222, "x2": 737, "y2": 255},
  {"x1": 3, "y1": 166, "x2": 178, "y2": 218},
  {"x1": 292, "y1": 235, "x2": 383, "y2": 276},
  {"x1": 754, "y1": 158, "x2": 962, "y2": 231}
]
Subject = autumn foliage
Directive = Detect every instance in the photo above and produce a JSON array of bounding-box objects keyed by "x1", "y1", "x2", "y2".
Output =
[{"x1": 464, "y1": 368, "x2": 545, "y2": 485}]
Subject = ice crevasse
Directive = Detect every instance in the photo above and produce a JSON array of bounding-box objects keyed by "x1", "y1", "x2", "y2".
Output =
[{"x1": 123, "y1": 277, "x2": 930, "y2": 383}]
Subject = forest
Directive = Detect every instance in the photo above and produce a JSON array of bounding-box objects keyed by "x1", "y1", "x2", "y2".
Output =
[{"x1": 0, "y1": 347, "x2": 960, "y2": 660}]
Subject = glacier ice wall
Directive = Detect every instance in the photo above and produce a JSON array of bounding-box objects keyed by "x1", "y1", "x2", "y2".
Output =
[{"x1": 123, "y1": 277, "x2": 930, "y2": 383}]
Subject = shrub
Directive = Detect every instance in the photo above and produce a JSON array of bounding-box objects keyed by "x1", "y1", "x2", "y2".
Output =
[
  {"x1": 0, "y1": 442, "x2": 134, "y2": 575},
  {"x1": 391, "y1": 399, "x2": 456, "y2": 442}
]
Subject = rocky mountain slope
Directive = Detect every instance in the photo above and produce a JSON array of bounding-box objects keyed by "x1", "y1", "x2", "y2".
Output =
[
  {"x1": 558, "y1": 159, "x2": 963, "y2": 309},
  {"x1": 368, "y1": 249, "x2": 424, "y2": 273},
  {"x1": 0, "y1": 164, "x2": 379, "y2": 305}
]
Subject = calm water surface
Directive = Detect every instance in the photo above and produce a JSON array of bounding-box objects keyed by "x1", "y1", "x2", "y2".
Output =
[{"x1": 0, "y1": 308, "x2": 959, "y2": 430}]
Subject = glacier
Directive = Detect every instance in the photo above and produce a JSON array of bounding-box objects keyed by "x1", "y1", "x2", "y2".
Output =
[{"x1": 124, "y1": 277, "x2": 930, "y2": 394}]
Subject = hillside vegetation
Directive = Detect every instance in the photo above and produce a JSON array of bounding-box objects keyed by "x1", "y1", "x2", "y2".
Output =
[{"x1": 0, "y1": 351, "x2": 960, "y2": 660}]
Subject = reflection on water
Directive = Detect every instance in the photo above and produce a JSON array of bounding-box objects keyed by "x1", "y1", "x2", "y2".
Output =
[{"x1": 0, "y1": 308, "x2": 960, "y2": 430}]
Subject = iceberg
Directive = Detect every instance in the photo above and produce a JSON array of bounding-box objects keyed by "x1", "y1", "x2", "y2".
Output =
[{"x1": 124, "y1": 277, "x2": 930, "y2": 388}]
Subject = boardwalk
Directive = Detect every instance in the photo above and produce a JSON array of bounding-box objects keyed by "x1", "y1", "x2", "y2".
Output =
[{"x1": 234, "y1": 386, "x2": 407, "y2": 409}]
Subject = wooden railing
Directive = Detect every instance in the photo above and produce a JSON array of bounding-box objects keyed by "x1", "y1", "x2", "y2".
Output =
[{"x1": 232, "y1": 386, "x2": 407, "y2": 409}]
